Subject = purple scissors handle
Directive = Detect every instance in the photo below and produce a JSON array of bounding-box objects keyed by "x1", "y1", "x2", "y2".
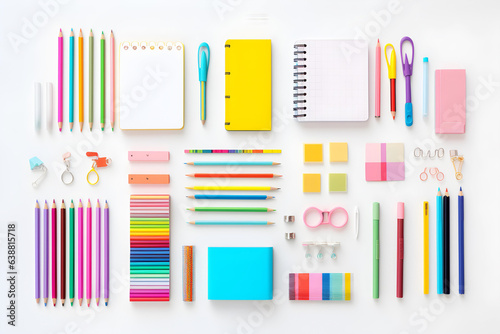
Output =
[{"x1": 400, "y1": 36, "x2": 414, "y2": 103}]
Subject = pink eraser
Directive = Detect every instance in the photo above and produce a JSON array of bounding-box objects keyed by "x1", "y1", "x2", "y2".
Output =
[
  {"x1": 128, "y1": 151, "x2": 170, "y2": 161},
  {"x1": 397, "y1": 202, "x2": 404, "y2": 219},
  {"x1": 435, "y1": 69, "x2": 466, "y2": 134}
]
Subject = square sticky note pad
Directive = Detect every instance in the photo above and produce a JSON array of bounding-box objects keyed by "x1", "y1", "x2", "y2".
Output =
[
  {"x1": 304, "y1": 144, "x2": 323, "y2": 163},
  {"x1": 329, "y1": 142, "x2": 348, "y2": 162},
  {"x1": 303, "y1": 173, "x2": 321, "y2": 193},
  {"x1": 365, "y1": 143, "x2": 405, "y2": 181},
  {"x1": 329, "y1": 173, "x2": 347, "y2": 192}
]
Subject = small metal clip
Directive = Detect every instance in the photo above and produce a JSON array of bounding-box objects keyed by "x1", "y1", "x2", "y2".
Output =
[
  {"x1": 414, "y1": 147, "x2": 444, "y2": 159},
  {"x1": 86, "y1": 152, "x2": 111, "y2": 185},
  {"x1": 450, "y1": 150, "x2": 464, "y2": 180},
  {"x1": 61, "y1": 152, "x2": 74, "y2": 185}
]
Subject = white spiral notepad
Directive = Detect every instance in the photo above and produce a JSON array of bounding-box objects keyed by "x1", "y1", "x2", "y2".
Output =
[
  {"x1": 119, "y1": 41, "x2": 184, "y2": 130},
  {"x1": 293, "y1": 40, "x2": 368, "y2": 121}
]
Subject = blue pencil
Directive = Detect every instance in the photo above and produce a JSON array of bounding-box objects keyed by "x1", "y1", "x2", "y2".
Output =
[
  {"x1": 69, "y1": 28, "x2": 74, "y2": 131},
  {"x1": 437, "y1": 188, "x2": 443, "y2": 294},
  {"x1": 186, "y1": 161, "x2": 280, "y2": 166},
  {"x1": 458, "y1": 187, "x2": 464, "y2": 294},
  {"x1": 187, "y1": 194, "x2": 274, "y2": 200}
]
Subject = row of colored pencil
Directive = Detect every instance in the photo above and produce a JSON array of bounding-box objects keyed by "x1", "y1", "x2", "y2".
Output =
[
  {"x1": 57, "y1": 29, "x2": 115, "y2": 132},
  {"x1": 34, "y1": 199, "x2": 109, "y2": 307},
  {"x1": 130, "y1": 195, "x2": 170, "y2": 301}
]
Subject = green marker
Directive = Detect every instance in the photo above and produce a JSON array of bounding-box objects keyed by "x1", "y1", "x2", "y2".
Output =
[
  {"x1": 69, "y1": 200, "x2": 75, "y2": 306},
  {"x1": 100, "y1": 32, "x2": 105, "y2": 131},
  {"x1": 373, "y1": 202, "x2": 380, "y2": 299},
  {"x1": 89, "y1": 30, "x2": 93, "y2": 131}
]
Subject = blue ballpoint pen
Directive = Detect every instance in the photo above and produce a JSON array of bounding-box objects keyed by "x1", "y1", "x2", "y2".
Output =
[
  {"x1": 198, "y1": 43, "x2": 210, "y2": 125},
  {"x1": 400, "y1": 36, "x2": 414, "y2": 126}
]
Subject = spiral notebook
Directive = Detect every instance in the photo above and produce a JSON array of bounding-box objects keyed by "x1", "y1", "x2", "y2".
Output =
[
  {"x1": 293, "y1": 40, "x2": 368, "y2": 121},
  {"x1": 119, "y1": 41, "x2": 184, "y2": 130}
]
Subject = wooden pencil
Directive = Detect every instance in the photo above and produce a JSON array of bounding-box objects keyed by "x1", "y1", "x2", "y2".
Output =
[
  {"x1": 89, "y1": 29, "x2": 94, "y2": 130},
  {"x1": 78, "y1": 29, "x2": 83, "y2": 131},
  {"x1": 60, "y1": 200, "x2": 66, "y2": 306}
]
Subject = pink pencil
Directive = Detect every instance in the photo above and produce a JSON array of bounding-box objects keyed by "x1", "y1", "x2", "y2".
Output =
[
  {"x1": 96, "y1": 200, "x2": 101, "y2": 306},
  {"x1": 58, "y1": 29, "x2": 63, "y2": 131},
  {"x1": 375, "y1": 39, "x2": 381, "y2": 118},
  {"x1": 78, "y1": 200, "x2": 83, "y2": 306},
  {"x1": 110, "y1": 30, "x2": 115, "y2": 131},
  {"x1": 86, "y1": 199, "x2": 92, "y2": 307},
  {"x1": 51, "y1": 200, "x2": 57, "y2": 306}
]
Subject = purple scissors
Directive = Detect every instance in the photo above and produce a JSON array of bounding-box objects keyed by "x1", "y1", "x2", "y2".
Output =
[{"x1": 400, "y1": 36, "x2": 414, "y2": 126}]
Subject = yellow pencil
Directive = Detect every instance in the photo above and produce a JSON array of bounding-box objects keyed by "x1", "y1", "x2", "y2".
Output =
[
  {"x1": 185, "y1": 186, "x2": 279, "y2": 191},
  {"x1": 78, "y1": 29, "x2": 83, "y2": 131},
  {"x1": 423, "y1": 201, "x2": 429, "y2": 294}
]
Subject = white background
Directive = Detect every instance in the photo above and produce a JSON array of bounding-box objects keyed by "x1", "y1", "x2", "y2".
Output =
[{"x1": 1, "y1": 0, "x2": 499, "y2": 333}]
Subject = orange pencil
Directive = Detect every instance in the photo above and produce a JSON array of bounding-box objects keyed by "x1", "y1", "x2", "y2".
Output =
[{"x1": 78, "y1": 29, "x2": 84, "y2": 131}]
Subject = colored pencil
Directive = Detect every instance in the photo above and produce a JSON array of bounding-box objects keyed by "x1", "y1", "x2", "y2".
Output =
[
  {"x1": 186, "y1": 186, "x2": 279, "y2": 191},
  {"x1": 78, "y1": 29, "x2": 83, "y2": 131},
  {"x1": 104, "y1": 200, "x2": 109, "y2": 306},
  {"x1": 423, "y1": 201, "x2": 429, "y2": 294},
  {"x1": 186, "y1": 173, "x2": 281, "y2": 178},
  {"x1": 100, "y1": 32, "x2": 105, "y2": 131},
  {"x1": 43, "y1": 201, "x2": 49, "y2": 306},
  {"x1": 86, "y1": 199, "x2": 92, "y2": 306},
  {"x1": 35, "y1": 201, "x2": 40, "y2": 304},
  {"x1": 186, "y1": 161, "x2": 280, "y2": 166},
  {"x1": 69, "y1": 200, "x2": 74, "y2": 306},
  {"x1": 188, "y1": 207, "x2": 274, "y2": 212},
  {"x1": 89, "y1": 29, "x2": 94, "y2": 131},
  {"x1": 78, "y1": 199, "x2": 83, "y2": 306},
  {"x1": 58, "y1": 29, "x2": 63, "y2": 131},
  {"x1": 110, "y1": 30, "x2": 115, "y2": 131},
  {"x1": 187, "y1": 194, "x2": 273, "y2": 200},
  {"x1": 443, "y1": 189, "x2": 450, "y2": 294},
  {"x1": 373, "y1": 202, "x2": 379, "y2": 299},
  {"x1": 436, "y1": 188, "x2": 443, "y2": 294},
  {"x1": 51, "y1": 200, "x2": 57, "y2": 306},
  {"x1": 184, "y1": 149, "x2": 281, "y2": 154},
  {"x1": 375, "y1": 39, "x2": 381, "y2": 117},
  {"x1": 96, "y1": 200, "x2": 101, "y2": 306},
  {"x1": 458, "y1": 187, "x2": 464, "y2": 294},
  {"x1": 188, "y1": 221, "x2": 274, "y2": 225},
  {"x1": 60, "y1": 200, "x2": 66, "y2": 306},
  {"x1": 69, "y1": 29, "x2": 74, "y2": 131}
]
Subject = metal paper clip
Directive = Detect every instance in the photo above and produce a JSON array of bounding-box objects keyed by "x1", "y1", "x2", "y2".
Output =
[
  {"x1": 414, "y1": 147, "x2": 444, "y2": 159},
  {"x1": 450, "y1": 150, "x2": 464, "y2": 180},
  {"x1": 86, "y1": 152, "x2": 111, "y2": 185},
  {"x1": 302, "y1": 241, "x2": 341, "y2": 260},
  {"x1": 29, "y1": 157, "x2": 47, "y2": 187},
  {"x1": 420, "y1": 167, "x2": 444, "y2": 181},
  {"x1": 61, "y1": 152, "x2": 74, "y2": 185}
]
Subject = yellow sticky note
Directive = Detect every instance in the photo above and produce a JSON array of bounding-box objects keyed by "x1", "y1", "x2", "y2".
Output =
[
  {"x1": 303, "y1": 173, "x2": 321, "y2": 193},
  {"x1": 329, "y1": 142, "x2": 348, "y2": 162},
  {"x1": 304, "y1": 144, "x2": 323, "y2": 163}
]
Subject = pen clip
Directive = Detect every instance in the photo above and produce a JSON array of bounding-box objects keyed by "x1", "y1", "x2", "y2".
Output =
[
  {"x1": 400, "y1": 36, "x2": 414, "y2": 77},
  {"x1": 198, "y1": 42, "x2": 210, "y2": 82},
  {"x1": 384, "y1": 44, "x2": 396, "y2": 79}
]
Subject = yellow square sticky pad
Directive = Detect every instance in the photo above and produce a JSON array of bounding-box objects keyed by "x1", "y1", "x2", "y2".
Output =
[
  {"x1": 329, "y1": 142, "x2": 348, "y2": 162},
  {"x1": 304, "y1": 144, "x2": 323, "y2": 163},
  {"x1": 303, "y1": 173, "x2": 321, "y2": 193},
  {"x1": 329, "y1": 173, "x2": 347, "y2": 192}
]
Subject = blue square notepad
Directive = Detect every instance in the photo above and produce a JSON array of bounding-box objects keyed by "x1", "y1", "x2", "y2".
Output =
[{"x1": 208, "y1": 247, "x2": 273, "y2": 300}]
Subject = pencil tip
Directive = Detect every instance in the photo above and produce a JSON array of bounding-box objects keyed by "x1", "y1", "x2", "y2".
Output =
[
  {"x1": 460, "y1": 186, "x2": 462, "y2": 191},
  {"x1": 71, "y1": 302, "x2": 73, "y2": 306},
  {"x1": 60, "y1": 28, "x2": 62, "y2": 32},
  {"x1": 53, "y1": 199, "x2": 55, "y2": 203},
  {"x1": 44, "y1": 303, "x2": 47, "y2": 306},
  {"x1": 101, "y1": 127, "x2": 104, "y2": 131},
  {"x1": 105, "y1": 302, "x2": 108, "y2": 306},
  {"x1": 446, "y1": 188, "x2": 448, "y2": 192},
  {"x1": 71, "y1": 28, "x2": 73, "y2": 31},
  {"x1": 62, "y1": 199, "x2": 65, "y2": 203},
  {"x1": 438, "y1": 187, "x2": 441, "y2": 191}
]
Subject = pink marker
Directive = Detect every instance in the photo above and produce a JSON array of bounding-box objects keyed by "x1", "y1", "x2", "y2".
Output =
[
  {"x1": 86, "y1": 199, "x2": 92, "y2": 307},
  {"x1": 78, "y1": 200, "x2": 83, "y2": 306},
  {"x1": 375, "y1": 39, "x2": 381, "y2": 118}
]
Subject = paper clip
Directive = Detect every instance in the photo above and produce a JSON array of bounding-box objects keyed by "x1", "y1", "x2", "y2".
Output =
[
  {"x1": 29, "y1": 157, "x2": 47, "y2": 187},
  {"x1": 420, "y1": 167, "x2": 444, "y2": 181},
  {"x1": 61, "y1": 152, "x2": 74, "y2": 185},
  {"x1": 86, "y1": 152, "x2": 111, "y2": 185},
  {"x1": 450, "y1": 150, "x2": 464, "y2": 180},
  {"x1": 414, "y1": 147, "x2": 444, "y2": 159},
  {"x1": 302, "y1": 241, "x2": 341, "y2": 260}
]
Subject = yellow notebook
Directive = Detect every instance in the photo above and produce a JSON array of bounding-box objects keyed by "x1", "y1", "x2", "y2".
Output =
[{"x1": 225, "y1": 39, "x2": 271, "y2": 131}]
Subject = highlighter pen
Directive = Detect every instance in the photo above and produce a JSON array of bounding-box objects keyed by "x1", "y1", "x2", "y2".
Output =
[
  {"x1": 443, "y1": 189, "x2": 450, "y2": 294},
  {"x1": 373, "y1": 202, "x2": 380, "y2": 299},
  {"x1": 198, "y1": 43, "x2": 210, "y2": 125},
  {"x1": 458, "y1": 187, "x2": 464, "y2": 294},
  {"x1": 436, "y1": 188, "x2": 443, "y2": 294},
  {"x1": 423, "y1": 201, "x2": 429, "y2": 294},
  {"x1": 423, "y1": 57, "x2": 429, "y2": 117},
  {"x1": 396, "y1": 202, "x2": 404, "y2": 298},
  {"x1": 385, "y1": 44, "x2": 396, "y2": 120}
]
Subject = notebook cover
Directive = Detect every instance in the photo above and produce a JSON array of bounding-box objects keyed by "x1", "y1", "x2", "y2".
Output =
[
  {"x1": 225, "y1": 40, "x2": 272, "y2": 131},
  {"x1": 435, "y1": 69, "x2": 466, "y2": 134},
  {"x1": 119, "y1": 41, "x2": 184, "y2": 130},
  {"x1": 208, "y1": 247, "x2": 273, "y2": 300}
]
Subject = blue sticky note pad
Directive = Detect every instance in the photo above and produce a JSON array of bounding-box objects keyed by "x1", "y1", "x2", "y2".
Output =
[{"x1": 208, "y1": 247, "x2": 273, "y2": 300}]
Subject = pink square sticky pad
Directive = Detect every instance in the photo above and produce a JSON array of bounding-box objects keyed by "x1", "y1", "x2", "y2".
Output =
[
  {"x1": 365, "y1": 143, "x2": 381, "y2": 162},
  {"x1": 387, "y1": 162, "x2": 405, "y2": 181},
  {"x1": 365, "y1": 162, "x2": 382, "y2": 181}
]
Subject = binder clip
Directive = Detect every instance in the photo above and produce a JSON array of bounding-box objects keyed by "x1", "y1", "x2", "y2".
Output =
[
  {"x1": 61, "y1": 152, "x2": 74, "y2": 185},
  {"x1": 302, "y1": 241, "x2": 341, "y2": 260},
  {"x1": 450, "y1": 150, "x2": 464, "y2": 180},
  {"x1": 86, "y1": 152, "x2": 111, "y2": 185},
  {"x1": 29, "y1": 157, "x2": 47, "y2": 187}
]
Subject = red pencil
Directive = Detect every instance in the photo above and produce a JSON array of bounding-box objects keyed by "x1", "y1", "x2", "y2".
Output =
[
  {"x1": 51, "y1": 200, "x2": 57, "y2": 306},
  {"x1": 396, "y1": 202, "x2": 404, "y2": 298},
  {"x1": 186, "y1": 173, "x2": 281, "y2": 178},
  {"x1": 61, "y1": 200, "x2": 66, "y2": 306}
]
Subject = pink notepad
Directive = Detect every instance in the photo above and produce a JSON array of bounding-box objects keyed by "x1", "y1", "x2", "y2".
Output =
[{"x1": 435, "y1": 69, "x2": 466, "y2": 134}]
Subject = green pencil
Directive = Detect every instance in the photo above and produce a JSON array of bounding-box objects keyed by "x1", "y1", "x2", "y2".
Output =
[
  {"x1": 373, "y1": 202, "x2": 380, "y2": 299},
  {"x1": 188, "y1": 207, "x2": 275, "y2": 212},
  {"x1": 100, "y1": 32, "x2": 105, "y2": 131},
  {"x1": 89, "y1": 30, "x2": 93, "y2": 131},
  {"x1": 69, "y1": 200, "x2": 75, "y2": 306}
]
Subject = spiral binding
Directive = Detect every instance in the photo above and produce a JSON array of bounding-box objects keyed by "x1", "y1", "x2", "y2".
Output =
[
  {"x1": 293, "y1": 44, "x2": 307, "y2": 118},
  {"x1": 121, "y1": 41, "x2": 183, "y2": 51}
]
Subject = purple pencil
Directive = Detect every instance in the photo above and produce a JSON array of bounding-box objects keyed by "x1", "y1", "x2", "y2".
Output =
[
  {"x1": 35, "y1": 200, "x2": 40, "y2": 304},
  {"x1": 104, "y1": 200, "x2": 109, "y2": 306},
  {"x1": 43, "y1": 201, "x2": 49, "y2": 306},
  {"x1": 96, "y1": 200, "x2": 101, "y2": 306},
  {"x1": 78, "y1": 200, "x2": 83, "y2": 306}
]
